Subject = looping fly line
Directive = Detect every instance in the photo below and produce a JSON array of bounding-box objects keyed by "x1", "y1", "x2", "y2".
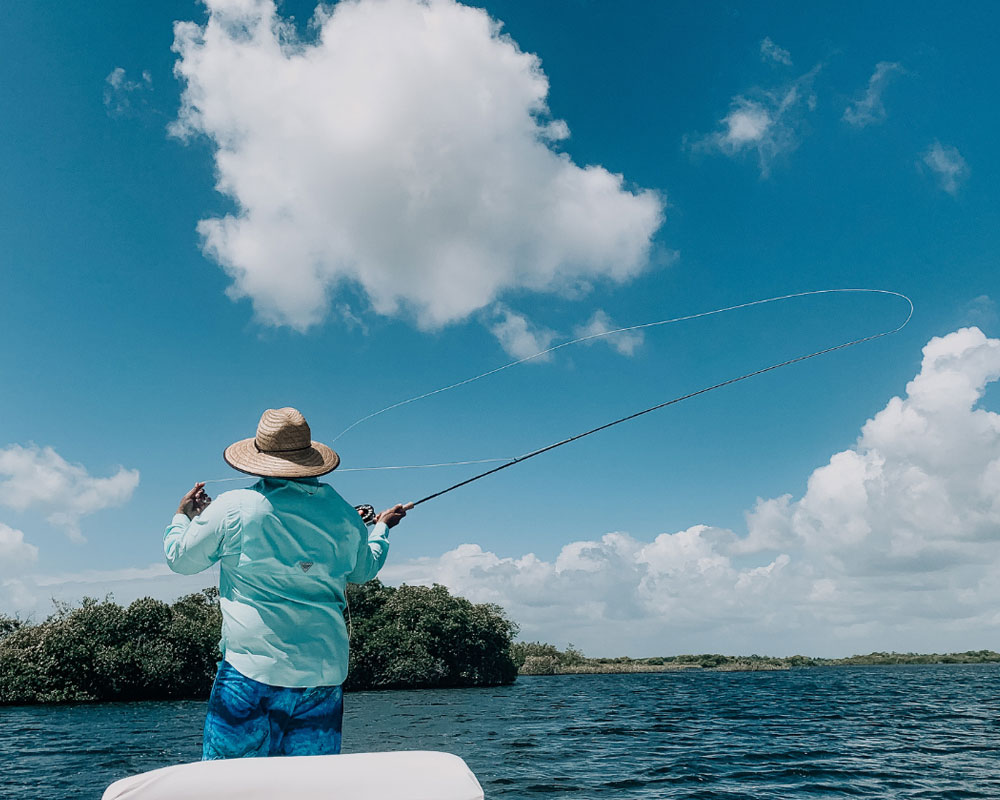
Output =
[
  {"x1": 332, "y1": 288, "x2": 912, "y2": 444},
  {"x1": 203, "y1": 288, "x2": 913, "y2": 498}
]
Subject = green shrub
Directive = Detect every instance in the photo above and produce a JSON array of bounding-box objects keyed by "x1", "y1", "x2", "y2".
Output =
[
  {"x1": 0, "y1": 589, "x2": 221, "y2": 705},
  {"x1": 345, "y1": 581, "x2": 519, "y2": 690},
  {"x1": 1, "y1": 582, "x2": 519, "y2": 704},
  {"x1": 511, "y1": 641, "x2": 561, "y2": 668},
  {"x1": 519, "y1": 655, "x2": 558, "y2": 675}
]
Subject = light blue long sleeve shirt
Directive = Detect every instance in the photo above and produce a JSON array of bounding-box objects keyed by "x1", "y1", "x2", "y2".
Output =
[{"x1": 163, "y1": 477, "x2": 389, "y2": 688}]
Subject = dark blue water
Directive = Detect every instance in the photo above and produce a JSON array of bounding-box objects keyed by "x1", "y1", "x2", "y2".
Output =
[{"x1": 1, "y1": 667, "x2": 998, "y2": 799}]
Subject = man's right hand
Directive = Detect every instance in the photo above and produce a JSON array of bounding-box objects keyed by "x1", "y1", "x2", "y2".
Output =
[
  {"x1": 376, "y1": 502, "x2": 414, "y2": 529},
  {"x1": 177, "y1": 482, "x2": 212, "y2": 520}
]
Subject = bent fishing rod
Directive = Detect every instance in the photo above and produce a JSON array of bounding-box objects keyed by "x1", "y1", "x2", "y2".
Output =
[{"x1": 351, "y1": 289, "x2": 913, "y2": 524}]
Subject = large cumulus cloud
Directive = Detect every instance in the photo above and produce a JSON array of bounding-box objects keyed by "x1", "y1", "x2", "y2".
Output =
[
  {"x1": 171, "y1": 0, "x2": 663, "y2": 331},
  {"x1": 383, "y1": 328, "x2": 1000, "y2": 655}
]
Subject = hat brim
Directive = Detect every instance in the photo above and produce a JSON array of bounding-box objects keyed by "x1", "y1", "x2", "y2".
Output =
[{"x1": 223, "y1": 438, "x2": 340, "y2": 478}]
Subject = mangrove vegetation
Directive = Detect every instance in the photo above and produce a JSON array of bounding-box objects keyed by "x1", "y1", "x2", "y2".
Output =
[
  {"x1": 0, "y1": 581, "x2": 518, "y2": 705},
  {"x1": 2, "y1": 588, "x2": 996, "y2": 704},
  {"x1": 513, "y1": 642, "x2": 1000, "y2": 675}
]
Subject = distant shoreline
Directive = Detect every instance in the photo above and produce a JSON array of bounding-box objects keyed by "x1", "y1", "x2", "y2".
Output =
[
  {"x1": 536, "y1": 662, "x2": 789, "y2": 674},
  {"x1": 522, "y1": 662, "x2": 1000, "y2": 675},
  {"x1": 514, "y1": 646, "x2": 1000, "y2": 676}
]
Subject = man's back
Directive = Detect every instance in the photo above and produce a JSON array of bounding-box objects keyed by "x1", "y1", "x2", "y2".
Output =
[{"x1": 165, "y1": 477, "x2": 389, "y2": 687}]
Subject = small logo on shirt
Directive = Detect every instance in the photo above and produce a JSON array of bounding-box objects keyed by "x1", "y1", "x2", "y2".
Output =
[{"x1": 299, "y1": 561, "x2": 314, "y2": 573}]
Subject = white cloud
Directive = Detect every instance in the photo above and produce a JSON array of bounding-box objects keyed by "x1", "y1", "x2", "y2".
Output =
[
  {"x1": 963, "y1": 295, "x2": 997, "y2": 330},
  {"x1": 170, "y1": 0, "x2": 664, "y2": 331},
  {"x1": 103, "y1": 67, "x2": 153, "y2": 117},
  {"x1": 921, "y1": 141, "x2": 969, "y2": 195},
  {"x1": 842, "y1": 61, "x2": 903, "y2": 127},
  {"x1": 0, "y1": 444, "x2": 140, "y2": 543},
  {"x1": 489, "y1": 306, "x2": 556, "y2": 360},
  {"x1": 573, "y1": 309, "x2": 644, "y2": 356},
  {"x1": 692, "y1": 65, "x2": 820, "y2": 177},
  {"x1": 0, "y1": 563, "x2": 218, "y2": 622},
  {"x1": 760, "y1": 37, "x2": 792, "y2": 66},
  {"x1": 0, "y1": 523, "x2": 38, "y2": 573},
  {"x1": 384, "y1": 328, "x2": 1000, "y2": 656}
]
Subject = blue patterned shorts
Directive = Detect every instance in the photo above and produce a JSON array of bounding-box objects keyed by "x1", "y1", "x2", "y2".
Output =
[{"x1": 203, "y1": 660, "x2": 344, "y2": 760}]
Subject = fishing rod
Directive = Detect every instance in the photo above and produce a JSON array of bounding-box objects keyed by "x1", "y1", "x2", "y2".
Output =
[
  {"x1": 203, "y1": 288, "x2": 913, "y2": 523},
  {"x1": 350, "y1": 289, "x2": 914, "y2": 522}
]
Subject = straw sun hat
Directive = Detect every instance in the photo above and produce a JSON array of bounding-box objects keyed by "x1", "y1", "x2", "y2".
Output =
[{"x1": 224, "y1": 407, "x2": 340, "y2": 478}]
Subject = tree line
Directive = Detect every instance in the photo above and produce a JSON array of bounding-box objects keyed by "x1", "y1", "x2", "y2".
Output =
[
  {"x1": 0, "y1": 581, "x2": 519, "y2": 705},
  {"x1": 3, "y1": 587, "x2": 996, "y2": 704},
  {"x1": 511, "y1": 642, "x2": 1000, "y2": 674}
]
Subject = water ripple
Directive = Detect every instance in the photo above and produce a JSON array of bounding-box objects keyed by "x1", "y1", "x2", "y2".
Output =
[{"x1": 1, "y1": 666, "x2": 1000, "y2": 798}]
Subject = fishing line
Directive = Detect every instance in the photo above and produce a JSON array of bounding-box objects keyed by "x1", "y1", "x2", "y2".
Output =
[
  {"x1": 202, "y1": 288, "x2": 912, "y2": 502},
  {"x1": 201, "y1": 457, "x2": 516, "y2": 485},
  {"x1": 332, "y1": 288, "x2": 911, "y2": 444}
]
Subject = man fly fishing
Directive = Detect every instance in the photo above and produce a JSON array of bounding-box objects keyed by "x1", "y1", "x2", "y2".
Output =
[
  {"x1": 164, "y1": 407, "x2": 412, "y2": 759},
  {"x1": 153, "y1": 291, "x2": 914, "y2": 764}
]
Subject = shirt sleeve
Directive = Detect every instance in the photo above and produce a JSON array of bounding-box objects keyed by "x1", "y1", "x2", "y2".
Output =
[
  {"x1": 346, "y1": 521, "x2": 390, "y2": 584},
  {"x1": 163, "y1": 499, "x2": 236, "y2": 575}
]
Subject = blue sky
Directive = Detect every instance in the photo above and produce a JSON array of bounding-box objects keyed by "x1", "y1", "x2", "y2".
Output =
[{"x1": 1, "y1": 0, "x2": 998, "y2": 656}]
